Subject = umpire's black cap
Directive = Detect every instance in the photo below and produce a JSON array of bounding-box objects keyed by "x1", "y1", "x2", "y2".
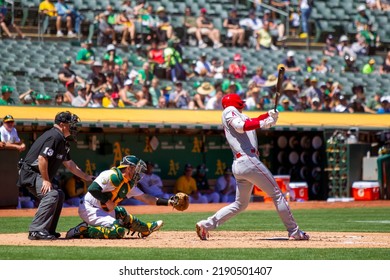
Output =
[
  {"x1": 55, "y1": 111, "x2": 80, "y2": 125},
  {"x1": 55, "y1": 111, "x2": 73, "y2": 124}
]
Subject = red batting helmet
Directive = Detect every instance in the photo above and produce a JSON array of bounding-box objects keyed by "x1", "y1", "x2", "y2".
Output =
[{"x1": 222, "y1": 94, "x2": 245, "y2": 110}]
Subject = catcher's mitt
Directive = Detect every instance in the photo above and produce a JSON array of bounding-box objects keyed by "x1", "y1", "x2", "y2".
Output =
[{"x1": 170, "y1": 192, "x2": 189, "y2": 211}]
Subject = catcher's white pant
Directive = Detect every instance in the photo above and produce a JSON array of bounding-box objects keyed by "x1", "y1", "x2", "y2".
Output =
[
  {"x1": 198, "y1": 155, "x2": 301, "y2": 236},
  {"x1": 78, "y1": 200, "x2": 116, "y2": 227}
]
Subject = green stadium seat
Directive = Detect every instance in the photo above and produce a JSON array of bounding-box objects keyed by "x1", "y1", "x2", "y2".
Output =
[
  {"x1": 16, "y1": 81, "x2": 30, "y2": 93},
  {"x1": 310, "y1": 8, "x2": 322, "y2": 20},
  {"x1": 175, "y1": 2, "x2": 186, "y2": 14},
  {"x1": 343, "y1": 2, "x2": 356, "y2": 16},
  {"x1": 313, "y1": 2, "x2": 327, "y2": 14},
  {"x1": 327, "y1": 0, "x2": 341, "y2": 8},
  {"x1": 376, "y1": 15, "x2": 388, "y2": 26},
  {"x1": 30, "y1": 82, "x2": 45, "y2": 93},
  {"x1": 378, "y1": 30, "x2": 390, "y2": 45},
  {"x1": 194, "y1": 0, "x2": 207, "y2": 6},
  {"x1": 314, "y1": 20, "x2": 337, "y2": 42}
]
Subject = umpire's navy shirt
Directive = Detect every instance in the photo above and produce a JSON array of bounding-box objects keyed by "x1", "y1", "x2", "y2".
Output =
[{"x1": 24, "y1": 127, "x2": 71, "y2": 180}]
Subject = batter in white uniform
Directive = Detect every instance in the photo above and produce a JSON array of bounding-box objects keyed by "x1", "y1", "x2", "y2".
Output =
[{"x1": 196, "y1": 93, "x2": 309, "y2": 241}]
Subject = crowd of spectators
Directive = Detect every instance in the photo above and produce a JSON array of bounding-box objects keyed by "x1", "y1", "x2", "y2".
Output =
[{"x1": 1, "y1": 43, "x2": 389, "y2": 113}]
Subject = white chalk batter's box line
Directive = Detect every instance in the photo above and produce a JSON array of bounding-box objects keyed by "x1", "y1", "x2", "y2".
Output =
[{"x1": 352, "y1": 220, "x2": 390, "y2": 224}]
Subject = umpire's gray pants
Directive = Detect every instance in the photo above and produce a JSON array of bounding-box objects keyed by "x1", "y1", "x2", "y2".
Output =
[{"x1": 27, "y1": 175, "x2": 64, "y2": 234}]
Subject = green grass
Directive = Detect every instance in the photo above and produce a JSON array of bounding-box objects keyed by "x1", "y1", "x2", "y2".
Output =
[
  {"x1": 2, "y1": 208, "x2": 389, "y2": 234},
  {"x1": 0, "y1": 246, "x2": 389, "y2": 260},
  {"x1": 1, "y1": 207, "x2": 389, "y2": 260}
]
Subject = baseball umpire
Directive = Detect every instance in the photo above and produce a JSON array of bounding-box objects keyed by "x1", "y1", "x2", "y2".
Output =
[
  {"x1": 17, "y1": 111, "x2": 95, "y2": 240},
  {"x1": 196, "y1": 94, "x2": 310, "y2": 241},
  {"x1": 66, "y1": 155, "x2": 189, "y2": 239}
]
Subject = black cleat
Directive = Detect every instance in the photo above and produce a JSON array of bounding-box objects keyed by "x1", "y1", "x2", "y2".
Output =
[{"x1": 28, "y1": 231, "x2": 56, "y2": 240}]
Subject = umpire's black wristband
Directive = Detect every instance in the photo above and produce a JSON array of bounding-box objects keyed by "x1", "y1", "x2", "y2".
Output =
[{"x1": 156, "y1": 197, "x2": 170, "y2": 206}]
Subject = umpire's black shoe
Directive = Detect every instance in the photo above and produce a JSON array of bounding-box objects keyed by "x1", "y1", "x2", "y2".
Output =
[{"x1": 28, "y1": 231, "x2": 56, "y2": 240}]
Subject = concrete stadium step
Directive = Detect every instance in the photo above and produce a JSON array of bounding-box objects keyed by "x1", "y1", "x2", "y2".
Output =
[
  {"x1": 20, "y1": 25, "x2": 38, "y2": 34},
  {"x1": 21, "y1": 32, "x2": 85, "y2": 42},
  {"x1": 276, "y1": 36, "x2": 325, "y2": 51}
]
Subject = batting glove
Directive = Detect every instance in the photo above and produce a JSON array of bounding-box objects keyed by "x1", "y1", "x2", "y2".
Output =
[
  {"x1": 260, "y1": 116, "x2": 276, "y2": 129},
  {"x1": 268, "y1": 109, "x2": 279, "y2": 121}
]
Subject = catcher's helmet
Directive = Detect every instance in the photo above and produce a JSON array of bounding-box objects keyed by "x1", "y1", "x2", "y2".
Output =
[
  {"x1": 222, "y1": 93, "x2": 245, "y2": 110},
  {"x1": 118, "y1": 155, "x2": 147, "y2": 183},
  {"x1": 118, "y1": 155, "x2": 141, "y2": 168}
]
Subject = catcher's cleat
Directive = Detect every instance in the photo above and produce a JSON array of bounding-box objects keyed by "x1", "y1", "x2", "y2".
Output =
[
  {"x1": 289, "y1": 230, "x2": 310, "y2": 241},
  {"x1": 66, "y1": 222, "x2": 88, "y2": 239},
  {"x1": 140, "y1": 220, "x2": 163, "y2": 238},
  {"x1": 196, "y1": 223, "x2": 209, "y2": 241}
]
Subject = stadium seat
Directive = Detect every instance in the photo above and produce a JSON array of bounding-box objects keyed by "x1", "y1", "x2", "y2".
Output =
[
  {"x1": 174, "y1": 2, "x2": 186, "y2": 14},
  {"x1": 29, "y1": 81, "x2": 45, "y2": 92},
  {"x1": 313, "y1": 2, "x2": 327, "y2": 16},
  {"x1": 314, "y1": 20, "x2": 336, "y2": 42},
  {"x1": 333, "y1": 9, "x2": 350, "y2": 21},
  {"x1": 327, "y1": 0, "x2": 341, "y2": 8},
  {"x1": 344, "y1": 2, "x2": 357, "y2": 16}
]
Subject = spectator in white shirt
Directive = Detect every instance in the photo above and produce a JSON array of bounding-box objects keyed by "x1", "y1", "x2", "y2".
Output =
[
  {"x1": 71, "y1": 85, "x2": 93, "y2": 107},
  {"x1": 239, "y1": 10, "x2": 263, "y2": 32},
  {"x1": 169, "y1": 81, "x2": 194, "y2": 109},
  {"x1": 210, "y1": 58, "x2": 224, "y2": 80},
  {"x1": 195, "y1": 53, "x2": 213, "y2": 77},
  {"x1": 205, "y1": 89, "x2": 224, "y2": 110},
  {"x1": 0, "y1": 115, "x2": 26, "y2": 152}
]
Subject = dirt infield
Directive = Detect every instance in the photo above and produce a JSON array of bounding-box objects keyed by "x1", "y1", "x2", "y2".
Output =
[
  {"x1": 1, "y1": 231, "x2": 389, "y2": 249},
  {"x1": 1, "y1": 201, "x2": 390, "y2": 249}
]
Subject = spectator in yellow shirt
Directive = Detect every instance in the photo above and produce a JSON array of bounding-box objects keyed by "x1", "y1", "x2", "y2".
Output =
[
  {"x1": 256, "y1": 22, "x2": 276, "y2": 50},
  {"x1": 39, "y1": 0, "x2": 57, "y2": 17},
  {"x1": 174, "y1": 163, "x2": 208, "y2": 203}
]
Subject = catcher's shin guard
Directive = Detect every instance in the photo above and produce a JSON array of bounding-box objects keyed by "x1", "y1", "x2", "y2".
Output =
[
  {"x1": 115, "y1": 206, "x2": 129, "y2": 220},
  {"x1": 88, "y1": 221, "x2": 126, "y2": 239},
  {"x1": 126, "y1": 214, "x2": 163, "y2": 238}
]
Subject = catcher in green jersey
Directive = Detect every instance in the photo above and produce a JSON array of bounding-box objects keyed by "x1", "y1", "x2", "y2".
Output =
[{"x1": 66, "y1": 155, "x2": 189, "y2": 239}]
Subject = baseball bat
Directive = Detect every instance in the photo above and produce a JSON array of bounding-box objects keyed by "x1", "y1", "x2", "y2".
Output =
[{"x1": 274, "y1": 67, "x2": 285, "y2": 111}]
